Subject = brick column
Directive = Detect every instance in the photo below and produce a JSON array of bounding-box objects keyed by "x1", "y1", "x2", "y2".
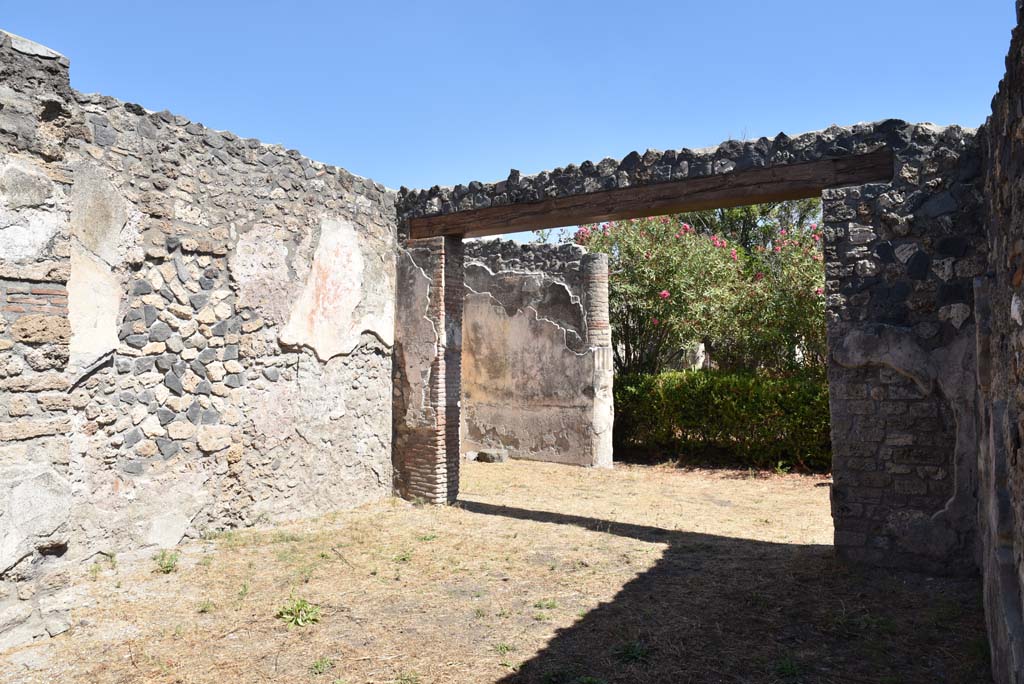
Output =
[
  {"x1": 582, "y1": 252, "x2": 614, "y2": 468},
  {"x1": 582, "y1": 253, "x2": 611, "y2": 348},
  {"x1": 393, "y1": 236, "x2": 462, "y2": 504},
  {"x1": 441, "y1": 236, "x2": 464, "y2": 501}
]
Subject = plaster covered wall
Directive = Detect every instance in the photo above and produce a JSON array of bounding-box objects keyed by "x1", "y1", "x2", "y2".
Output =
[
  {"x1": 397, "y1": 121, "x2": 988, "y2": 577},
  {"x1": 0, "y1": 31, "x2": 396, "y2": 647},
  {"x1": 392, "y1": 237, "x2": 462, "y2": 504},
  {"x1": 460, "y1": 239, "x2": 612, "y2": 467}
]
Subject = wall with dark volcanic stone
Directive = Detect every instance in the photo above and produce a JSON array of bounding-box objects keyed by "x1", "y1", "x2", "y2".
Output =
[
  {"x1": 0, "y1": 30, "x2": 396, "y2": 648},
  {"x1": 980, "y1": 3, "x2": 1024, "y2": 682},
  {"x1": 397, "y1": 120, "x2": 987, "y2": 577}
]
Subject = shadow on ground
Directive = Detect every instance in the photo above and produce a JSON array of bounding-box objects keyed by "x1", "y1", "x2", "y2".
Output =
[{"x1": 459, "y1": 501, "x2": 991, "y2": 684}]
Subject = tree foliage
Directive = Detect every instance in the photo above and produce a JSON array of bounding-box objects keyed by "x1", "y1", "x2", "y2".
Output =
[{"x1": 573, "y1": 200, "x2": 825, "y2": 375}]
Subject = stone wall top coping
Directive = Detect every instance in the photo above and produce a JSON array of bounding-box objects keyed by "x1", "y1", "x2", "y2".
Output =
[
  {"x1": 396, "y1": 119, "x2": 974, "y2": 224},
  {"x1": 0, "y1": 27, "x2": 391, "y2": 196},
  {"x1": 0, "y1": 29, "x2": 68, "y2": 65}
]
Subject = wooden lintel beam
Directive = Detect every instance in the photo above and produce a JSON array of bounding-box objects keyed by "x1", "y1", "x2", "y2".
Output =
[{"x1": 409, "y1": 149, "x2": 894, "y2": 240}]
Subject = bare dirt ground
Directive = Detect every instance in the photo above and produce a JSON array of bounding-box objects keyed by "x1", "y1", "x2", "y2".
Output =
[{"x1": 1, "y1": 461, "x2": 990, "y2": 684}]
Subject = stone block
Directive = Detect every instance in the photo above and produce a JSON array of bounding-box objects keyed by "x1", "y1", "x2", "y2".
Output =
[{"x1": 10, "y1": 315, "x2": 70, "y2": 345}]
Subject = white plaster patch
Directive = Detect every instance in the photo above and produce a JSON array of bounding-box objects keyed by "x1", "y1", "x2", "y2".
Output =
[
  {"x1": 68, "y1": 248, "x2": 122, "y2": 373},
  {"x1": 70, "y1": 164, "x2": 127, "y2": 267},
  {"x1": 280, "y1": 218, "x2": 393, "y2": 359},
  {"x1": 0, "y1": 466, "x2": 70, "y2": 574},
  {"x1": 0, "y1": 211, "x2": 61, "y2": 261},
  {"x1": 229, "y1": 231, "x2": 305, "y2": 325},
  {"x1": 137, "y1": 470, "x2": 213, "y2": 547}
]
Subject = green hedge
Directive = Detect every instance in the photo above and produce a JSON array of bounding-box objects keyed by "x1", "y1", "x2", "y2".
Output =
[{"x1": 614, "y1": 370, "x2": 831, "y2": 471}]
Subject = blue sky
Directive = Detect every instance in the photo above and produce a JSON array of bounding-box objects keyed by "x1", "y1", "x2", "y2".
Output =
[{"x1": 2, "y1": 2, "x2": 1015, "y2": 193}]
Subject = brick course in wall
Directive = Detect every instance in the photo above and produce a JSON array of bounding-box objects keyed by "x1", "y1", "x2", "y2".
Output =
[
  {"x1": 0, "y1": 28, "x2": 397, "y2": 647},
  {"x1": 4, "y1": 11, "x2": 1024, "y2": 681},
  {"x1": 397, "y1": 121, "x2": 986, "y2": 576}
]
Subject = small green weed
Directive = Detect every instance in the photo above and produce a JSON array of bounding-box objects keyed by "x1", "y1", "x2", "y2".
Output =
[
  {"x1": 153, "y1": 550, "x2": 179, "y2": 574},
  {"x1": 775, "y1": 655, "x2": 800, "y2": 677},
  {"x1": 297, "y1": 563, "x2": 316, "y2": 584},
  {"x1": 197, "y1": 600, "x2": 214, "y2": 614},
  {"x1": 533, "y1": 598, "x2": 557, "y2": 610},
  {"x1": 613, "y1": 640, "x2": 650, "y2": 664},
  {"x1": 309, "y1": 657, "x2": 334, "y2": 675},
  {"x1": 276, "y1": 596, "x2": 321, "y2": 627}
]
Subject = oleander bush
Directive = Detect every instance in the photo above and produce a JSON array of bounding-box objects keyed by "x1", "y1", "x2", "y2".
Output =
[{"x1": 572, "y1": 199, "x2": 826, "y2": 375}]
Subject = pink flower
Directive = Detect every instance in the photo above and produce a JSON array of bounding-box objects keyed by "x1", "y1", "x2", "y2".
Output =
[
  {"x1": 812, "y1": 233, "x2": 820, "y2": 242},
  {"x1": 682, "y1": 223, "x2": 691, "y2": 232},
  {"x1": 780, "y1": 229, "x2": 787, "y2": 236},
  {"x1": 810, "y1": 222, "x2": 818, "y2": 230},
  {"x1": 730, "y1": 249, "x2": 737, "y2": 261},
  {"x1": 774, "y1": 246, "x2": 782, "y2": 253},
  {"x1": 815, "y1": 288, "x2": 824, "y2": 296},
  {"x1": 659, "y1": 290, "x2": 670, "y2": 300},
  {"x1": 652, "y1": 318, "x2": 659, "y2": 326},
  {"x1": 754, "y1": 272, "x2": 764, "y2": 281}
]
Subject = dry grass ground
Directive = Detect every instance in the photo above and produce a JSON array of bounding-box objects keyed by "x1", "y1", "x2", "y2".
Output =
[{"x1": 1, "y1": 461, "x2": 990, "y2": 684}]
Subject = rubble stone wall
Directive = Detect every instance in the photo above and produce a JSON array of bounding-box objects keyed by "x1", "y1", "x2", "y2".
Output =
[
  {"x1": 397, "y1": 120, "x2": 988, "y2": 576},
  {"x1": 0, "y1": 30, "x2": 397, "y2": 647},
  {"x1": 980, "y1": 3, "x2": 1024, "y2": 682},
  {"x1": 460, "y1": 239, "x2": 613, "y2": 467},
  {"x1": 824, "y1": 124, "x2": 986, "y2": 577}
]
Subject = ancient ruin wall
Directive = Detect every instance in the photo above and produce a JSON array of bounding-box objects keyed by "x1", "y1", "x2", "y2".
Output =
[
  {"x1": 824, "y1": 123, "x2": 986, "y2": 577},
  {"x1": 0, "y1": 31, "x2": 397, "y2": 647},
  {"x1": 980, "y1": 3, "x2": 1024, "y2": 681},
  {"x1": 397, "y1": 121, "x2": 987, "y2": 576},
  {"x1": 460, "y1": 239, "x2": 613, "y2": 467},
  {"x1": 392, "y1": 237, "x2": 462, "y2": 504}
]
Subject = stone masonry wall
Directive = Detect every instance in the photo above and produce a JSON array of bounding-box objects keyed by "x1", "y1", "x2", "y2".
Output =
[
  {"x1": 460, "y1": 239, "x2": 612, "y2": 467},
  {"x1": 825, "y1": 125, "x2": 985, "y2": 576},
  {"x1": 392, "y1": 237, "x2": 461, "y2": 503},
  {"x1": 397, "y1": 120, "x2": 987, "y2": 576},
  {"x1": 979, "y1": 3, "x2": 1024, "y2": 682},
  {"x1": 0, "y1": 30, "x2": 397, "y2": 648}
]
